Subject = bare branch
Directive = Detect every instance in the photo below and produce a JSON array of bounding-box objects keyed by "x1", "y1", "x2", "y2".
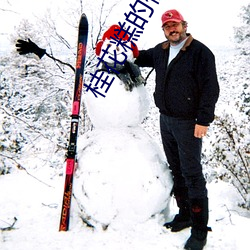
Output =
[
  {"x1": 93, "y1": 0, "x2": 121, "y2": 48},
  {"x1": 0, "y1": 8, "x2": 18, "y2": 14},
  {"x1": 0, "y1": 153, "x2": 54, "y2": 188},
  {"x1": 0, "y1": 217, "x2": 18, "y2": 231}
]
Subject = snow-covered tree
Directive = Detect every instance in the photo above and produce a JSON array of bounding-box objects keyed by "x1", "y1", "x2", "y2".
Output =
[
  {"x1": 204, "y1": 4, "x2": 250, "y2": 209},
  {"x1": 0, "y1": 0, "x2": 121, "y2": 175},
  {"x1": 0, "y1": 19, "x2": 73, "y2": 175},
  {"x1": 234, "y1": 4, "x2": 250, "y2": 56}
]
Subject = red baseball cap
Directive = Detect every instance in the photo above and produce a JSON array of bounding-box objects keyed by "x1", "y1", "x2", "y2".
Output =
[{"x1": 161, "y1": 9, "x2": 184, "y2": 27}]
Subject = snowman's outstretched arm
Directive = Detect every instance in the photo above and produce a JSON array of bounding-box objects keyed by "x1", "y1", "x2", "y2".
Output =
[
  {"x1": 15, "y1": 38, "x2": 75, "y2": 72},
  {"x1": 16, "y1": 39, "x2": 46, "y2": 59}
]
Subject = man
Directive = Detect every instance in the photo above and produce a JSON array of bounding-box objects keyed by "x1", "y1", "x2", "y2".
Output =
[{"x1": 135, "y1": 9, "x2": 219, "y2": 250}]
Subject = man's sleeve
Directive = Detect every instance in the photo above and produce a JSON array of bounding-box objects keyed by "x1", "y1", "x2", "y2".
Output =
[
  {"x1": 134, "y1": 48, "x2": 155, "y2": 68},
  {"x1": 196, "y1": 49, "x2": 220, "y2": 126}
]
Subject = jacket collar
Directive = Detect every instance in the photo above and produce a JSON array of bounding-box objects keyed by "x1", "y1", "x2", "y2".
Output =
[{"x1": 162, "y1": 33, "x2": 193, "y2": 50}]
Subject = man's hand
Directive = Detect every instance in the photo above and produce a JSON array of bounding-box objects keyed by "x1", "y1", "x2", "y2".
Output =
[
  {"x1": 194, "y1": 124, "x2": 208, "y2": 138},
  {"x1": 16, "y1": 38, "x2": 46, "y2": 59}
]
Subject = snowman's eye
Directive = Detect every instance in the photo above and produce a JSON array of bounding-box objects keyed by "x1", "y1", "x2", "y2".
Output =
[{"x1": 116, "y1": 46, "x2": 120, "y2": 52}]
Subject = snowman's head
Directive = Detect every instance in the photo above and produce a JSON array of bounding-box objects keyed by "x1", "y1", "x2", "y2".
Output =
[{"x1": 95, "y1": 25, "x2": 139, "y2": 65}]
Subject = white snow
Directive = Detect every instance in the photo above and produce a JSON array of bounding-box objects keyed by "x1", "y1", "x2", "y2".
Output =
[
  {"x1": 74, "y1": 127, "x2": 172, "y2": 229},
  {"x1": 1, "y1": 171, "x2": 250, "y2": 250},
  {"x1": 85, "y1": 78, "x2": 150, "y2": 128}
]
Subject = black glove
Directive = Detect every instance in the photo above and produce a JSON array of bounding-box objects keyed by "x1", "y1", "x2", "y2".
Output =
[
  {"x1": 124, "y1": 61, "x2": 146, "y2": 86},
  {"x1": 16, "y1": 38, "x2": 46, "y2": 59}
]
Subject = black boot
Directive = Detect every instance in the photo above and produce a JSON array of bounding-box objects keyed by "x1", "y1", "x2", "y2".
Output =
[
  {"x1": 184, "y1": 198, "x2": 211, "y2": 250},
  {"x1": 164, "y1": 195, "x2": 192, "y2": 232}
]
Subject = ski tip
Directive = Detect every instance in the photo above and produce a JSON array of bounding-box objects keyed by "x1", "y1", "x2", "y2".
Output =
[
  {"x1": 81, "y1": 13, "x2": 88, "y2": 21},
  {"x1": 80, "y1": 13, "x2": 88, "y2": 27}
]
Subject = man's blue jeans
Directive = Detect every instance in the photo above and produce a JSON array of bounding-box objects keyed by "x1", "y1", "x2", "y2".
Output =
[{"x1": 160, "y1": 114, "x2": 207, "y2": 200}]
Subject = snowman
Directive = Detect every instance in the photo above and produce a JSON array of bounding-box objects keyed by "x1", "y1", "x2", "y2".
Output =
[{"x1": 73, "y1": 25, "x2": 173, "y2": 230}]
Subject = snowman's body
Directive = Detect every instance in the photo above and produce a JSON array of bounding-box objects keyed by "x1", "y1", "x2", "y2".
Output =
[{"x1": 73, "y1": 26, "x2": 173, "y2": 229}]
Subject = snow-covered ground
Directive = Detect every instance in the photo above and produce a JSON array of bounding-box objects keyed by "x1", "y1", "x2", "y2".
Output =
[{"x1": 1, "y1": 169, "x2": 249, "y2": 250}]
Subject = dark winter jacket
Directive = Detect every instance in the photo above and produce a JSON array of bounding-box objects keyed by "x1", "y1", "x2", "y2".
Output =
[{"x1": 135, "y1": 34, "x2": 220, "y2": 126}]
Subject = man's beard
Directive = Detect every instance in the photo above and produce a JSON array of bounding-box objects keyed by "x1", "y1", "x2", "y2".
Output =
[{"x1": 166, "y1": 31, "x2": 186, "y2": 45}]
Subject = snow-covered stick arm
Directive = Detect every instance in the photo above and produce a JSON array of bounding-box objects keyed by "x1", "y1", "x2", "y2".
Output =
[
  {"x1": 15, "y1": 38, "x2": 75, "y2": 72},
  {"x1": 45, "y1": 52, "x2": 75, "y2": 72}
]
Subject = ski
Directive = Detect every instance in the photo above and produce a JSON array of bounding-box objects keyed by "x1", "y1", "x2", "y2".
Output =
[{"x1": 59, "y1": 13, "x2": 88, "y2": 231}]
